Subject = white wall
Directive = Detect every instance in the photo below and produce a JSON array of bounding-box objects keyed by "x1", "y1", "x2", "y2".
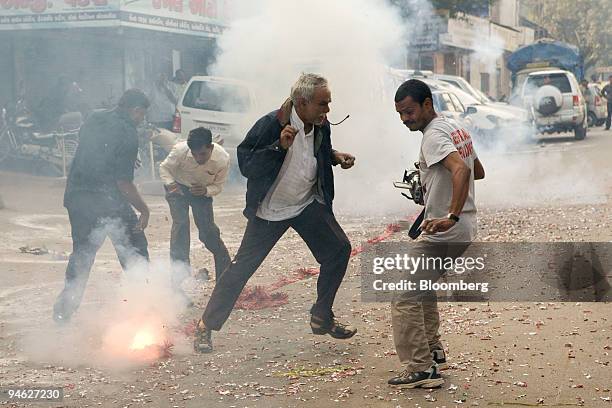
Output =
[{"x1": 492, "y1": 0, "x2": 519, "y2": 28}]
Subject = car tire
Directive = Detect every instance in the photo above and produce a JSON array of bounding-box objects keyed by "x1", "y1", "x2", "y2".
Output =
[{"x1": 574, "y1": 123, "x2": 586, "y2": 140}]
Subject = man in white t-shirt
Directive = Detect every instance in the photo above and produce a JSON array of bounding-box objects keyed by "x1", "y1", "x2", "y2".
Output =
[{"x1": 388, "y1": 79, "x2": 485, "y2": 388}]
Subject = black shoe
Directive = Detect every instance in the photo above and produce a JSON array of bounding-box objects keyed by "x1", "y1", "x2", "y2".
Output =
[
  {"x1": 52, "y1": 302, "x2": 72, "y2": 325},
  {"x1": 52, "y1": 310, "x2": 71, "y2": 325},
  {"x1": 388, "y1": 365, "x2": 444, "y2": 388},
  {"x1": 432, "y1": 348, "x2": 448, "y2": 370},
  {"x1": 310, "y1": 315, "x2": 357, "y2": 339},
  {"x1": 193, "y1": 320, "x2": 213, "y2": 353}
]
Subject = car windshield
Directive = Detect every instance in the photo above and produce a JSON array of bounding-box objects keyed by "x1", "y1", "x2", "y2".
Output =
[
  {"x1": 474, "y1": 88, "x2": 492, "y2": 103},
  {"x1": 460, "y1": 81, "x2": 489, "y2": 103},
  {"x1": 439, "y1": 77, "x2": 489, "y2": 103},
  {"x1": 421, "y1": 80, "x2": 449, "y2": 91},
  {"x1": 183, "y1": 81, "x2": 251, "y2": 113},
  {"x1": 447, "y1": 87, "x2": 480, "y2": 106},
  {"x1": 526, "y1": 73, "x2": 572, "y2": 93}
]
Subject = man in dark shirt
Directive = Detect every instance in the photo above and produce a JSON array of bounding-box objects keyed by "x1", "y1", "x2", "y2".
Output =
[
  {"x1": 601, "y1": 75, "x2": 612, "y2": 130},
  {"x1": 53, "y1": 89, "x2": 151, "y2": 323}
]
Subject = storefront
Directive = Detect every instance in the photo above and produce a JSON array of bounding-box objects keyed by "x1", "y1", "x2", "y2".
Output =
[
  {"x1": 407, "y1": 12, "x2": 534, "y2": 99},
  {"x1": 0, "y1": 0, "x2": 228, "y2": 109}
]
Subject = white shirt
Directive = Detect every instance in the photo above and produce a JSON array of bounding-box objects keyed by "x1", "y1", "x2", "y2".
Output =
[
  {"x1": 159, "y1": 141, "x2": 230, "y2": 197},
  {"x1": 256, "y1": 107, "x2": 319, "y2": 221},
  {"x1": 419, "y1": 116, "x2": 478, "y2": 242}
]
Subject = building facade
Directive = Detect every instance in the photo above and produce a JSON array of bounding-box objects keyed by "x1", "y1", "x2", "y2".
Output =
[
  {"x1": 0, "y1": 0, "x2": 229, "y2": 110},
  {"x1": 407, "y1": 0, "x2": 535, "y2": 100}
]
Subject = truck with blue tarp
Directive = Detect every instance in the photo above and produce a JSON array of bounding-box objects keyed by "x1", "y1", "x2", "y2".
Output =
[
  {"x1": 507, "y1": 39, "x2": 584, "y2": 91},
  {"x1": 507, "y1": 39, "x2": 588, "y2": 139}
]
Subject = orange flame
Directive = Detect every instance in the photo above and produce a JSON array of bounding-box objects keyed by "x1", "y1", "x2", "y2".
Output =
[
  {"x1": 103, "y1": 317, "x2": 174, "y2": 363},
  {"x1": 129, "y1": 329, "x2": 157, "y2": 350}
]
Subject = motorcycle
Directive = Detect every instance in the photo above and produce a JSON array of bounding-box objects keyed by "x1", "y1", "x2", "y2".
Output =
[{"x1": 0, "y1": 99, "x2": 81, "y2": 177}]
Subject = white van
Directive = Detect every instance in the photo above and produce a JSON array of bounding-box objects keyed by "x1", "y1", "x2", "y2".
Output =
[{"x1": 173, "y1": 76, "x2": 256, "y2": 149}]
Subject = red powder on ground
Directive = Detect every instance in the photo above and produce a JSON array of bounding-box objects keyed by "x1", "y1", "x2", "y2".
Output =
[
  {"x1": 233, "y1": 217, "x2": 414, "y2": 310},
  {"x1": 235, "y1": 285, "x2": 289, "y2": 310}
]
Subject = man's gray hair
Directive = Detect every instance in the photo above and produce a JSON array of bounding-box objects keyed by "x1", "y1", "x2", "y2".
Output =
[{"x1": 290, "y1": 73, "x2": 328, "y2": 104}]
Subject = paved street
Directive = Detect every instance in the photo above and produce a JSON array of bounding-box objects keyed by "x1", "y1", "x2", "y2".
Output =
[{"x1": 0, "y1": 127, "x2": 610, "y2": 407}]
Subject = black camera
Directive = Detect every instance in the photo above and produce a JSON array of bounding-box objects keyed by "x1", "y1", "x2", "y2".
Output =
[
  {"x1": 394, "y1": 164, "x2": 425, "y2": 239},
  {"x1": 393, "y1": 164, "x2": 424, "y2": 206}
]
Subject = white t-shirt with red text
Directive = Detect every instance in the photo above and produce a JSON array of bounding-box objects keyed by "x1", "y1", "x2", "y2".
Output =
[{"x1": 419, "y1": 116, "x2": 478, "y2": 242}]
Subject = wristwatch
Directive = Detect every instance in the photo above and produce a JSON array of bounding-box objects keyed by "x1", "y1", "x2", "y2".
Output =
[{"x1": 447, "y1": 213, "x2": 460, "y2": 223}]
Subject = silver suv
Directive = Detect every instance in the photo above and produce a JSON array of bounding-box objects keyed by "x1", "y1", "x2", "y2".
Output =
[{"x1": 519, "y1": 69, "x2": 587, "y2": 140}]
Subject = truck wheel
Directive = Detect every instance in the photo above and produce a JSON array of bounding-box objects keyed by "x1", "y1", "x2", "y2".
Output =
[{"x1": 574, "y1": 124, "x2": 586, "y2": 140}]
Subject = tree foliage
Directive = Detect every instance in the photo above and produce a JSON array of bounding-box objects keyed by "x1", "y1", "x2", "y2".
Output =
[
  {"x1": 389, "y1": 0, "x2": 497, "y2": 19},
  {"x1": 522, "y1": 0, "x2": 612, "y2": 70}
]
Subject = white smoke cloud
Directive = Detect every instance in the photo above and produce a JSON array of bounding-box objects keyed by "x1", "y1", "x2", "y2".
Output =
[
  {"x1": 211, "y1": 0, "x2": 608, "y2": 218},
  {"x1": 471, "y1": 29, "x2": 505, "y2": 75},
  {"x1": 211, "y1": 0, "x2": 425, "y2": 217},
  {"x1": 19, "y1": 220, "x2": 192, "y2": 371}
]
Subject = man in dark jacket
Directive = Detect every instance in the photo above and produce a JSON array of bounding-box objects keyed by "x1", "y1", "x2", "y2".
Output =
[
  {"x1": 53, "y1": 89, "x2": 151, "y2": 323},
  {"x1": 193, "y1": 73, "x2": 357, "y2": 353},
  {"x1": 601, "y1": 75, "x2": 612, "y2": 130}
]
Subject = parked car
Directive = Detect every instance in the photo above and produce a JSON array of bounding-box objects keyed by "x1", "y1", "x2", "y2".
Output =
[
  {"x1": 173, "y1": 76, "x2": 256, "y2": 150},
  {"x1": 519, "y1": 69, "x2": 587, "y2": 139},
  {"x1": 433, "y1": 73, "x2": 496, "y2": 104},
  {"x1": 431, "y1": 89, "x2": 474, "y2": 128},
  {"x1": 433, "y1": 73, "x2": 529, "y2": 115},
  {"x1": 432, "y1": 74, "x2": 490, "y2": 102},
  {"x1": 421, "y1": 77, "x2": 530, "y2": 139},
  {"x1": 385, "y1": 69, "x2": 531, "y2": 142},
  {"x1": 585, "y1": 84, "x2": 606, "y2": 127},
  {"x1": 172, "y1": 76, "x2": 257, "y2": 182}
]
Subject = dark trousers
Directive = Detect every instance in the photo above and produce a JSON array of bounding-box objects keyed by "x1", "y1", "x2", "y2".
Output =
[
  {"x1": 606, "y1": 104, "x2": 612, "y2": 130},
  {"x1": 202, "y1": 201, "x2": 352, "y2": 331},
  {"x1": 166, "y1": 189, "x2": 231, "y2": 282},
  {"x1": 53, "y1": 203, "x2": 149, "y2": 318}
]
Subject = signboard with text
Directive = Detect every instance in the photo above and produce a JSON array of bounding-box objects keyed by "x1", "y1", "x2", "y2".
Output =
[
  {"x1": 408, "y1": 18, "x2": 444, "y2": 52},
  {"x1": 0, "y1": 0, "x2": 120, "y2": 28},
  {"x1": 120, "y1": 0, "x2": 228, "y2": 36},
  {"x1": 0, "y1": 0, "x2": 228, "y2": 35}
]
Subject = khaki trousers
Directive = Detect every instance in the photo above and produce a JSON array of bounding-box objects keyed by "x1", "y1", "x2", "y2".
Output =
[{"x1": 391, "y1": 241, "x2": 469, "y2": 371}]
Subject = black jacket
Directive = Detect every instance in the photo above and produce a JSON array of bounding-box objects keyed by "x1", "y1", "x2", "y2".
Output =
[
  {"x1": 237, "y1": 99, "x2": 338, "y2": 219},
  {"x1": 602, "y1": 84, "x2": 612, "y2": 105},
  {"x1": 64, "y1": 109, "x2": 139, "y2": 213}
]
